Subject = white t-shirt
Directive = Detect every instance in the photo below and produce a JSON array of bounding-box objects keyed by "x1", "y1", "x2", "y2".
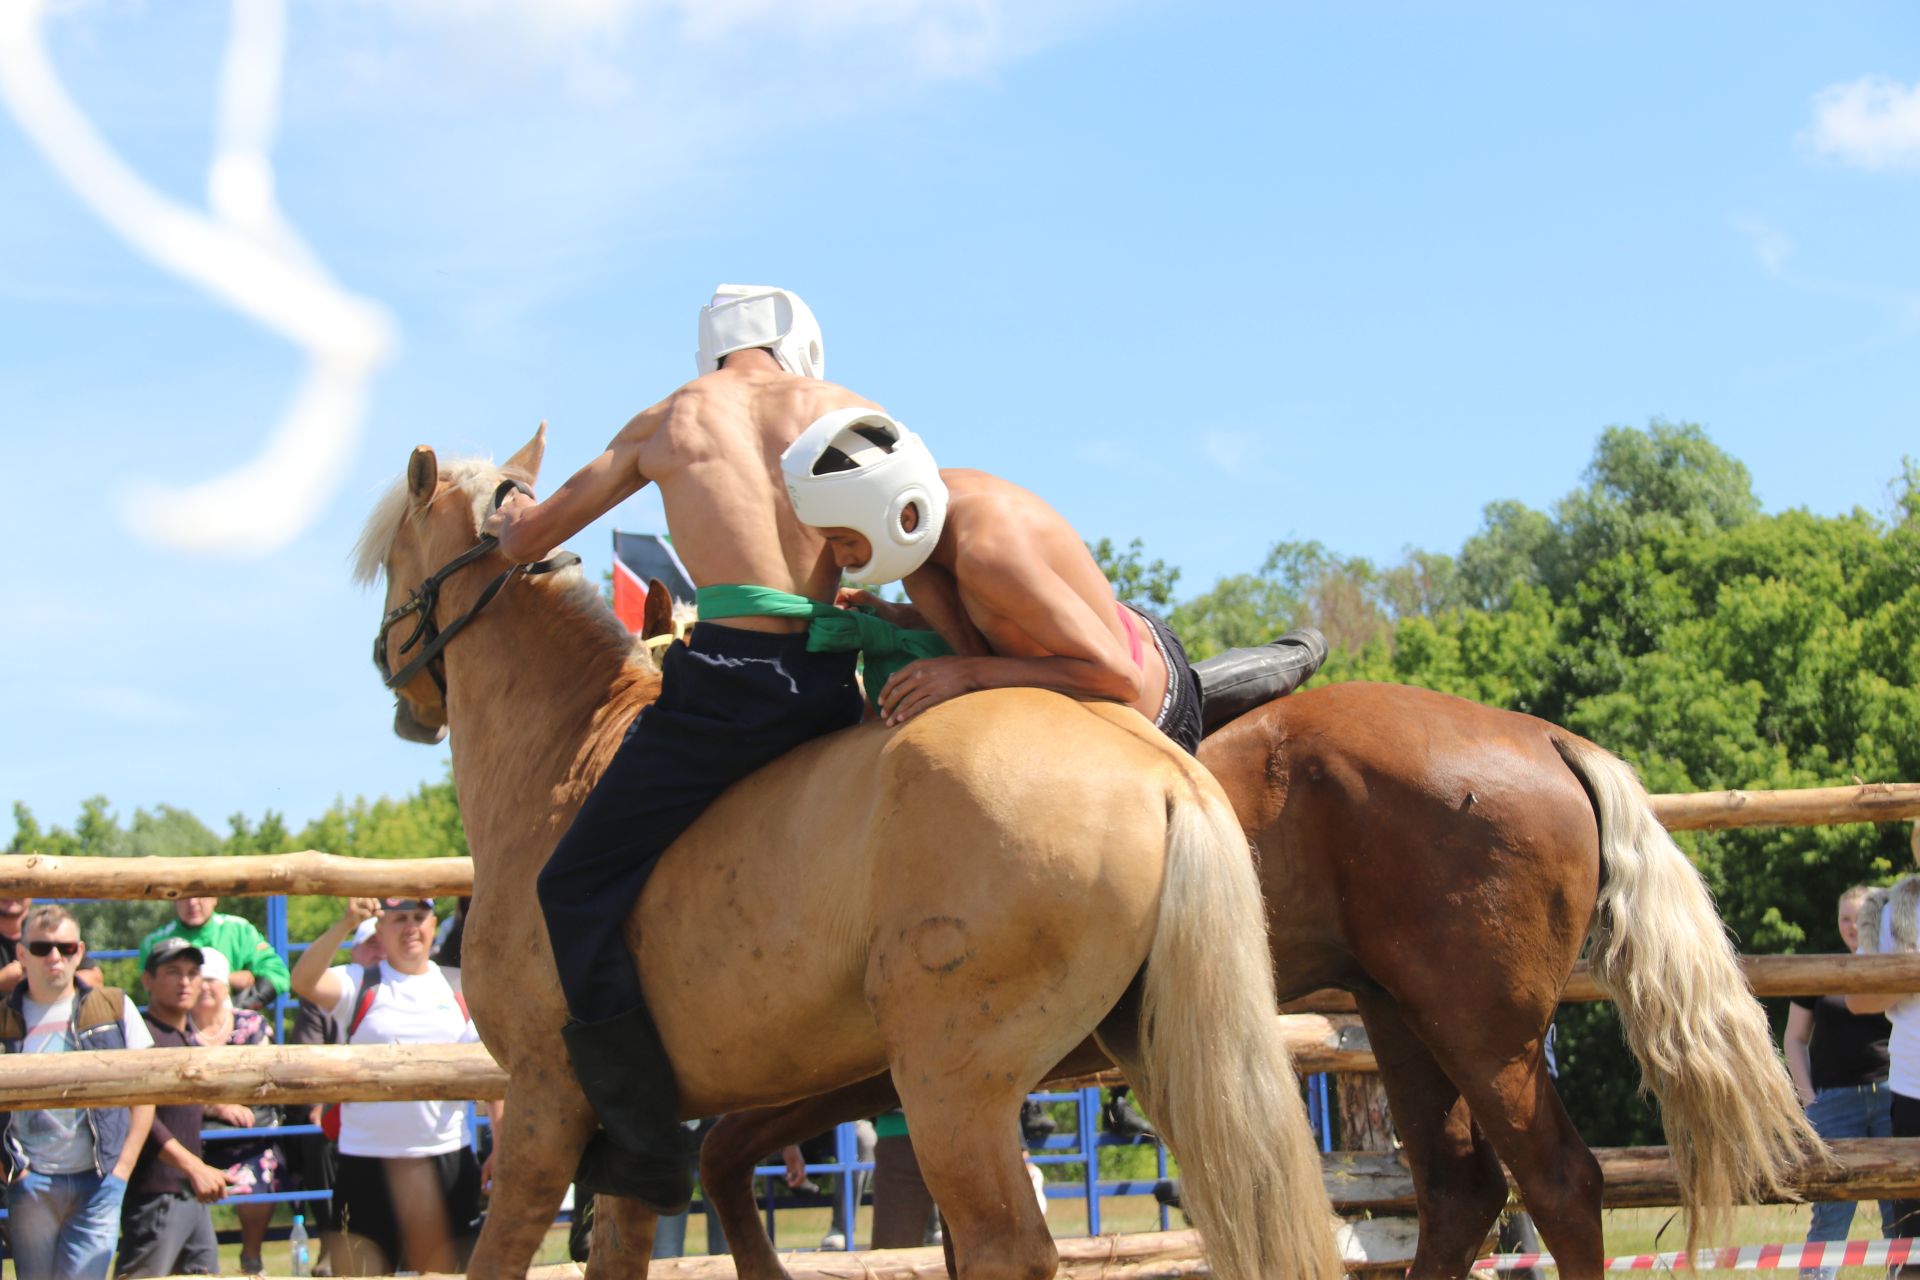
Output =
[
  {"x1": 325, "y1": 961, "x2": 479, "y2": 1158},
  {"x1": 1870, "y1": 913, "x2": 1920, "y2": 1100},
  {"x1": 16, "y1": 988, "x2": 153, "y2": 1173}
]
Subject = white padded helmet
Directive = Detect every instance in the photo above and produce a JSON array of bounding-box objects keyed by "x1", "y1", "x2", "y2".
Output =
[
  {"x1": 695, "y1": 285, "x2": 824, "y2": 379},
  {"x1": 782, "y1": 409, "x2": 948, "y2": 585}
]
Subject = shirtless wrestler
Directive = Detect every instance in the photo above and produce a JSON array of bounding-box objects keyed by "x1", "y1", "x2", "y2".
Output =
[
  {"x1": 779, "y1": 409, "x2": 1324, "y2": 754},
  {"x1": 483, "y1": 285, "x2": 878, "y2": 1213}
]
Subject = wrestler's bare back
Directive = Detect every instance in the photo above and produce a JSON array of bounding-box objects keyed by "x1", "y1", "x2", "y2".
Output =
[
  {"x1": 491, "y1": 355, "x2": 883, "y2": 635},
  {"x1": 913, "y1": 470, "x2": 1172, "y2": 723}
]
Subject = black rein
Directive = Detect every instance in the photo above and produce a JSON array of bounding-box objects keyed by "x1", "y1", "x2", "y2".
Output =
[{"x1": 373, "y1": 479, "x2": 581, "y2": 695}]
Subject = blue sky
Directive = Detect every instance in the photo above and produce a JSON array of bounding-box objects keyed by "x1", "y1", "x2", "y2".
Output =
[{"x1": 1, "y1": 0, "x2": 1915, "y2": 837}]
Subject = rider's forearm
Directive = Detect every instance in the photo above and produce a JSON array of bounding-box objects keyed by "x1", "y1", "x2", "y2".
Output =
[
  {"x1": 966, "y1": 654, "x2": 1142, "y2": 704},
  {"x1": 512, "y1": 449, "x2": 645, "y2": 559}
]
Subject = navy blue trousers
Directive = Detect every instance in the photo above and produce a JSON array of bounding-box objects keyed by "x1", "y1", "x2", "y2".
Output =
[{"x1": 538, "y1": 623, "x2": 863, "y2": 1024}]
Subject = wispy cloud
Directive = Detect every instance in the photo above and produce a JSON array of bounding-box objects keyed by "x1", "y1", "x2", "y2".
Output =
[
  {"x1": 1733, "y1": 216, "x2": 1793, "y2": 275},
  {"x1": 1802, "y1": 76, "x2": 1920, "y2": 171}
]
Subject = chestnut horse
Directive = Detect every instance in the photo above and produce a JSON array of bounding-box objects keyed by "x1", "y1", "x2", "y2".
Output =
[
  {"x1": 355, "y1": 431, "x2": 1341, "y2": 1280},
  {"x1": 696, "y1": 671, "x2": 1821, "y2": 1278}
]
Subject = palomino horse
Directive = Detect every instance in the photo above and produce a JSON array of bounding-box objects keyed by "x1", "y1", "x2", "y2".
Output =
[
  {"x1": 354, "y1": 429, "x2": 1341, "y2": 1280},
  {"x1": 696, "y1": 673, "x2": 1822, "y2": 1278}
]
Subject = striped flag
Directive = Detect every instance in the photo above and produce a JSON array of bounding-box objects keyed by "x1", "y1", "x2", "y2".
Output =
[{"x1": 611, "y1": 531, "x2": 696, "y2": 633}]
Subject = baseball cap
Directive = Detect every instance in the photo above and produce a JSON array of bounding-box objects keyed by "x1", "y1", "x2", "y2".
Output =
[
  {"x1": 352, "y1": 917, "x2": 379, "y2": 945},
  {"x1": 380, "y1": 897, "x2": 435, "y2": 913},
  {"x1": 145, "y1": 937, "x2": 205, "y2": 972}
]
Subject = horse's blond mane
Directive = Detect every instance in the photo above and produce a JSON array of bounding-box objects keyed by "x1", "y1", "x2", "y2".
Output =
[
  {"x1": 351, "y1": 455, "x2": 503, "y2": 586},
  {"x1": 350, "y1": 454, "x2": 652, "y2": 667}
]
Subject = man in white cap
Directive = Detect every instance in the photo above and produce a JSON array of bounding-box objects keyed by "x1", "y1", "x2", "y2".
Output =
[
  {"x1": 484, "y1": 285, "x2": 884, "y2": 1211},
  {"x1": 781, "y1": 409, "x2": 1325, "y2": 753}
]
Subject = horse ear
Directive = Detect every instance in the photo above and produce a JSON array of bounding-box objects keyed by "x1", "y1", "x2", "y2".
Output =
[
  {"x1": 642, "y1": 578, "x2": 676, "y2": 641},
  {"x1": 407, "y1": 447, "x2": 438, "y2": 504},
  {"x1": 504, "y1": 422, "x2": 547, "y2": 483}
]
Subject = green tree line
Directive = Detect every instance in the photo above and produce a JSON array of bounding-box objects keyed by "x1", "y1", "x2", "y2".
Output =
[{"x1": 10, "y1": 420, "x2": 1917, "y2": 1142}]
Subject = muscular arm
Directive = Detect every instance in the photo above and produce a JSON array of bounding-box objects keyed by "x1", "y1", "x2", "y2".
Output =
[
  {"x1": 948, "y1": 545, "x2": 1142, "y2": 701},
  {"x1": 487, "y1": 406, "x2": 664, "y2": 562},
  {"x1": 881, "y1": 543, "x2": 1140, "y2": 724}
]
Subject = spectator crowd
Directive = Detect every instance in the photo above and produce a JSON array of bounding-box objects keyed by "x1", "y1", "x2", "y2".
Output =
[{"x1": 0, "y1": 895, "x2": 492, "y2": 1279}]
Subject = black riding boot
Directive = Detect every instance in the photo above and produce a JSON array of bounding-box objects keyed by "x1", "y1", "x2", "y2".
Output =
[
  {"x1": 562, "y1": 1006, "x2": 695, "y2": 1214},
  {"x1": 1193, "y1": 627, "x2": 1328, "y2": 736}
]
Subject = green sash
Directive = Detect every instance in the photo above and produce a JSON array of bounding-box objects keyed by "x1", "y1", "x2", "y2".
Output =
[{"x1": 695, "y1": 585, "x2": 955, "y2": 712}]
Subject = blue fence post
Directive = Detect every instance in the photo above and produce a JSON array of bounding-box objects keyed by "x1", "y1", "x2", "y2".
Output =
[
  {"x1": 1155, "y1": 1133, "x2": 1169, "y2": 1231},
  {"x1": 834, "y1": 1119, "x2": 856, "y2": 1248},
  {"x1": 1078, "y1": 1086, "x2": 1101, "y2": 1237},
  {"x1": 1316, "y1": 1074, "x2": 1334, "y2": 1154},
  {"x1": 266, "y1": 894, "x2": 290, "y2": 1040}
]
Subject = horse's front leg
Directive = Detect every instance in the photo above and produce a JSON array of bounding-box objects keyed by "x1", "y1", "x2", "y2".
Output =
[
  {"x1": 465, "y1": 1075, "x2": 598, "y2": 1280},
  {"x1": 701, "y1": 1075, "x2": 905, "y2": 1280}
]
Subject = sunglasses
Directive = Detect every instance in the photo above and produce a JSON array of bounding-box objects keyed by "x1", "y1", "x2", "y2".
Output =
[{"x1": 25, "y1": 940, "x2": 81, "y2": 958}]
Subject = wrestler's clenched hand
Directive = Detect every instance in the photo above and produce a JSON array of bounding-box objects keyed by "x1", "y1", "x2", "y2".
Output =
[{"x1": 879, "y1": 657, "x2": 981, "y2": 727}]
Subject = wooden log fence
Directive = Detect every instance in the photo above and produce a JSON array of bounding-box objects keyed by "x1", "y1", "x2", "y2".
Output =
[{"x1": 3, "y1": 778, "x2": 1914, "y2": 904}]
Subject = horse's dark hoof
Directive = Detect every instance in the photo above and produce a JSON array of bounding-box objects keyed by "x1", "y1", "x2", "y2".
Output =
[{"x1": 573, "y1": 1134, "x2": 694, "y2": 1216}]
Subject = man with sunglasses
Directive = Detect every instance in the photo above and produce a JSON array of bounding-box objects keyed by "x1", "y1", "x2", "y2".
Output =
[
  {"x1": 1, "y1": 905, "x2": 156, "y2": 1280},
  {"x1": 0, "y1": 898, "x2": 104, "y2": 997}
]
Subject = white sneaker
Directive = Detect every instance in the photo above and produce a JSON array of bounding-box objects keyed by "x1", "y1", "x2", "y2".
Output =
[{"x1": 820, "y1": 1231, "x2": 847, "y2": 1251}]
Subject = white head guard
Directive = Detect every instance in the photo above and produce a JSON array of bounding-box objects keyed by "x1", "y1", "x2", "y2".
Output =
[
  {"x1": 696, "y1": 285, "x2": 824, "y2": 379},
  {"x1": 782, "y1": 409, "x2": 949, "y2": 585}
]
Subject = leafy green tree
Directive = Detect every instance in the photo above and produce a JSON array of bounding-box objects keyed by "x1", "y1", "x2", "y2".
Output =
[{"x1": 1089, "y1": 537, "x2": 1181, "y2": 611}]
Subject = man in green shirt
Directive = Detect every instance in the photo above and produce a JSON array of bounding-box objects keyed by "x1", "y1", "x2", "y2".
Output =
[{"x1": 137, "y1": 899, "x2": 289, "y2": 1010}]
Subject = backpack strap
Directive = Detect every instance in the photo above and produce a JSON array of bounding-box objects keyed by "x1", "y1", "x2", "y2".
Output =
[
  {"x1": 344, "y1": 965, "x2": 382, "y2": 1041},
  {"x1": 440, "y1": 965, "x2": 470, "y2": 1025}
]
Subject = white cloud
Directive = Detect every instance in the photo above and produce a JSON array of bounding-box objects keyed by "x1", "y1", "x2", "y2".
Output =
[
  {"x1": 1733, "y1": 217, "x2": 1793, "y2": 275},
  {"x1": 1802, "y1": 76, "x2": 1920, "y2": 171}
]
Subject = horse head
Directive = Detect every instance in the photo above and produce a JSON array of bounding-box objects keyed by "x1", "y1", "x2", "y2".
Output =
[{"x1": 354, "y1": 425, "x2": 549, "y2": 743}]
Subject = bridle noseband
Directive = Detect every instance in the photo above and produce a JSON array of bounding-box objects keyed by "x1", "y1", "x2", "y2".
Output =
[{"x1": 372, "y1": 479, "x2": 582, "y2": 695}]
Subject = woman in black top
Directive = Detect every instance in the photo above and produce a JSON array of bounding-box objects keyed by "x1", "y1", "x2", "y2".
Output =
[{"x1": 1783, "y1": 886, "x2": 1893, "y2": 1280}]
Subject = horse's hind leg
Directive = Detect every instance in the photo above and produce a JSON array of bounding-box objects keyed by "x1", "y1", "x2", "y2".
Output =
[
  {"x1": 876, "y1": 980, "x2": 1096, "y2": 1278},
  {"x1": 1354, "y1": 992, "x2": 1510, "y2": 1280},
  {"x1": 700, "y1": 1075, "x2": 904, "y2": 1280},
  {"x1": 1443, "y1": 1040, "x2": 1603, "y2": 1280},
  {"x1": 891, "y1": 1065, "x2": 1054, "y2": 1280}
]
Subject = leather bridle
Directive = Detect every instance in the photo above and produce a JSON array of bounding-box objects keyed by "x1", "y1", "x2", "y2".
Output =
[{"x1": 372, "y1": 479, "x2": 581, "y2": 695}]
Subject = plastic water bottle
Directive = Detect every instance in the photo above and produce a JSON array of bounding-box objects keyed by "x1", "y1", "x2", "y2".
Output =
[{"x1": 289, "y1": 1212, "x2": 312, "y2": 1277}]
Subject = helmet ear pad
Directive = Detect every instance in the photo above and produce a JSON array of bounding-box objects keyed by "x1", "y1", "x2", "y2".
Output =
[{"x1": 781, "y1": 409, "x2": 948, "y2": 585}]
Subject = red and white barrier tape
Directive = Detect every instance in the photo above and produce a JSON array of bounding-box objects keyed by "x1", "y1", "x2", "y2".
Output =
[{"x1": 1476, "y1": 1236, "x2": 1920, "y2": 1272}]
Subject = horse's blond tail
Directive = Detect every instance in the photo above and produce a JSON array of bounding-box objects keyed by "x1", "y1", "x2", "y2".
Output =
[
  {"x1": 1131, "y1": 781, "x2": 1340, "y2": 1280},
  {"x1": 1556, "y1": 736, "x2": 1824, "y2": 1252}
]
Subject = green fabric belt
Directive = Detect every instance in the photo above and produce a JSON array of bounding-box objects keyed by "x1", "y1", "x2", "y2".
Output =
[{"x1": 695, "y1": 585, "x2": 955, "y2": 712}]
